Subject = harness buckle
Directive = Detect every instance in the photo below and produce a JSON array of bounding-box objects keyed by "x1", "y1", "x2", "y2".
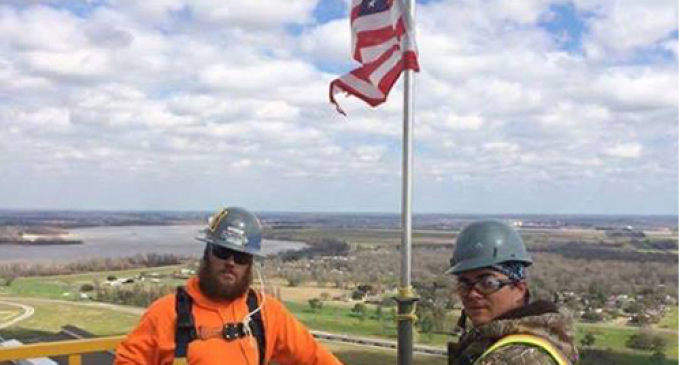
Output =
[{"x1": 222, "y1": 324, "x2": 241, "y2": 340}]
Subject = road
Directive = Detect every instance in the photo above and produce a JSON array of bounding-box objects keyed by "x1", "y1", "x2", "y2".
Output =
[
  {"x1": 0, "y1": 297, "x2": 144, "y2": 316},
  {"x1": 0, "y1": 300, "x2": 35, "y2": 329}
]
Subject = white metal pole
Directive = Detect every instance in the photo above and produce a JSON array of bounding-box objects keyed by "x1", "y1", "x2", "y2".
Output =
[{"x1": 397, "y1": 1, "x2": 417, "y2": 365}]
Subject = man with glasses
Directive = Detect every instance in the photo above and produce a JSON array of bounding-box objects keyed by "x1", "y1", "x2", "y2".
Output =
[
  {"x1": 446, "y1": 221, "x2": 578, "y2": 365},
  {"x1": 115, "y1": 207, "x2": 343, "y2": 365}
]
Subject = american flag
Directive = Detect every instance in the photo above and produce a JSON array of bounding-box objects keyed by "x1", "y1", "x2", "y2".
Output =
[{"x1": 329, "y1": 0, "x2": 419, "y2": 115}]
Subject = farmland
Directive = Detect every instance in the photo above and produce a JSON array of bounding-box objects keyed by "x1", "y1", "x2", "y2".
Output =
[
  {"x1": 1, "y1": 264, "x2": 677, "y2": 365},
  {"x1": 0, "y1": 214, "x2": 677, "y2": 365}
]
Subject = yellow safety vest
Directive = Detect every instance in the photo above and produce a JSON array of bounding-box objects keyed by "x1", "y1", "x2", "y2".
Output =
[{"x1": 478, "y1": 334, "x2": 571, "y2": 365}]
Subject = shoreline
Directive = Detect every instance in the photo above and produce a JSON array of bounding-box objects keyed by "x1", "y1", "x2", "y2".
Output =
[{"x1": 0, "y1": 239, "x2": 83, "y2": 246}]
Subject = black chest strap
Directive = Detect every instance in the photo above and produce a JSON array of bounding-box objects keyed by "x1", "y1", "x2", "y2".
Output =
[
  {"x1": 174, "y1": 286, "x2": 197, "y2": 364},
  {"x1": 173, "y1": 287, "x2": 267, "y2": 365},
  {"x1": 247, "y1": 290, "x2": 267, "y2": 365}
]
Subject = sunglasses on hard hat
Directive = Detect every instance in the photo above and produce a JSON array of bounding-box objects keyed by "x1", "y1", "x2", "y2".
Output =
[
  {"x1": 456, "y1": 274, "x2": 515, "y2": 295},
  {"x1": 209, "y1": 244, "x2": 253, "y2": 265}
]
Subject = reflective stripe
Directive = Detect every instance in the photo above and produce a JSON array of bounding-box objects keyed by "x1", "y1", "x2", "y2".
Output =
[{"x1": 479, "y1": 334, "x2": 570, "y2": 365}]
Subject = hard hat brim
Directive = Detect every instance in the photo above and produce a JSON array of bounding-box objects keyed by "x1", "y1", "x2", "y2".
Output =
[
  {"x1": 446, "y1": 256, "x2": 532, "y2": 275},
  {"x1": 195, "y1": 236, "x2": 265, "y2": 258}
]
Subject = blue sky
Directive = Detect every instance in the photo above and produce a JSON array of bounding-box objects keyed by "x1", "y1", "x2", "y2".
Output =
[
  {"x1": 313, "y1": 0, "x2": 347, "y2": 23},
  {"x1": 0, "y1": 0, "x2": 677, "y2": 215},
  {"x1": 538, "y1": 3, "x2": 589, "y2": 52}
]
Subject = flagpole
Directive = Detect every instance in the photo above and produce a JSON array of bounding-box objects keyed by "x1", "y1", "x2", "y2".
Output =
[{"x1": 397, "y1": 0, "x2": 418, "y2": 365}]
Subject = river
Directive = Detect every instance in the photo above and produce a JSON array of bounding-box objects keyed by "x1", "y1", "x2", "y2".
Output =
[{"x1": 0, "y1": 225, "x2": 306, "y2": 262}]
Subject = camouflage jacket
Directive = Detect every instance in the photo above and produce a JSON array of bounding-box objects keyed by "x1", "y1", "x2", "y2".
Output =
[{"x1": 451, "y1": 301, "x2": 579, "y2": 365}]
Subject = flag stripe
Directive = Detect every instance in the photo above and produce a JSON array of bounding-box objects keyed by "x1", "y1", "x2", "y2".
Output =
[
  {"x1": 352, "y1": 9, "x2": 393, "y2": 29},
  {"x1": 359, "y1": 22, "x2": 413, "y2": 63},
  {"x1": 355, "y1": 20, "x2": 405, "y2": 45},
  {"x1": 354, "y1": 28, "x2": 398, "y2": 61},
  {"x1": 368, "y1": 46, "x2": 401, "y2": 85},
  {"x1": 377, "y1": 57, "x2": 405, "y2": 92},
  {"x1": 359, "y1": 40, "x2": 395, "y2": 65},
  {"x1": 337, "y1": 75, "x2": 384, "y2": 100}
]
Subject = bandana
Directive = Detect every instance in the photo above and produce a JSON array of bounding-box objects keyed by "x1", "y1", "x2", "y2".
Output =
[{"x1": 491, "y1": 261, "x2": 527, "y2": 281}]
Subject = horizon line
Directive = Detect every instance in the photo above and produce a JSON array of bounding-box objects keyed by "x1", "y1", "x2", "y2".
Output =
[{"x1": 0, "y1": 207, "x2": 677, "y2": 218}]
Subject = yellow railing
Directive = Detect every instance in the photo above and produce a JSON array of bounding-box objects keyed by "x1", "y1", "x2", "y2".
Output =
[{"x1": 0, "y1": 335, "x2": 125, "y2": 365}]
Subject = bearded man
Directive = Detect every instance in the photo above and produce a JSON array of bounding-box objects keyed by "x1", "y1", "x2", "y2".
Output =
[{"x1": 115, "y1": 207, "x2": 343, "y2": 365}]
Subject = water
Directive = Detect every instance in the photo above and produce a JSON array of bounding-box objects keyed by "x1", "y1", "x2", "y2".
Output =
[{"x1": 0, "y1": 225, "x2": 306, "y2": 262}]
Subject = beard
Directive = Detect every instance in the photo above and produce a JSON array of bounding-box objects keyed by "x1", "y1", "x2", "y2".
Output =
[{"x1": 198, "y1": 256, "x2": 252, "y2": 301}]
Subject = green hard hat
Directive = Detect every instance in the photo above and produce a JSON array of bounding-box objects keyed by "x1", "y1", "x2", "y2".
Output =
[
  {"x1": 196, "y1": 207, "x2": 264, "y2": 257},
  {"x1": 446, "y1": 220, "x2": 532, "y2": 275}
]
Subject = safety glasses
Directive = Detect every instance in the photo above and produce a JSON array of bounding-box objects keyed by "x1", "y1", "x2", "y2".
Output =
[
  {"x1": 209, "y1": 244, "x2": 253, "y2": 265},
  {"x1": 456, "y1": 274, "x2": 515, "y2": 295}
]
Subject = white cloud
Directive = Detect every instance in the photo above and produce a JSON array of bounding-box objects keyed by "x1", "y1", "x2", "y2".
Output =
[
  {"x1": 577, "y1": 0, "x2": 678, "y2": 59},
  {"x1": 167, "y1": 94, "x2": 238, "y2": 118},
  {"x1": 604, "y1": 142, "x2": 643, "y2": 159},
  {"x1": 254, "y1": 101, "x2": 300, "y2": 121},
  {"x1": 0, "y1": 59, "x2": 53, "y2": 92},
  {"x1": 187, "y1": 0, "x2": 318, "y2": 28},
  {"x1": 24, "y1": 50, "x2": 112, "y2": 78},
  {"x1": 482, "y1": 141, "x2": 520, "y2": 154},
  {"x1": 329, "y1": 114, "x2": 401, "y2": 137},
  {"x1": 540, "y1": 102, "x2": 611, "y2": 127},
  {"x1": 588, "y1": 68, "x2": 678, "y2": 110},
  {"x1": 443, "y1": 114, "x2": 485, "y2": 131},
  {"x1": 198, "y1": 59, "x2": 317, "y2": 93},
  {"x1": 67, "y1": 84, "x2": 197, "y2": 128},
  {"x1": 353, "y1": 145, "x2": 386, "y2": 163},
  {"x1": 0, "y1": 6, "x2": 87, "y2": 52},
  {"x1": 232, "y1": 159, "x2": 253, "y2": 169},
  {"x1": 299, "y1": 19, "x2": 350, "y2": 63},
  {"x1": 1, "y1": 106, "x2": 72, "y2": 133},
  {"x1": 110, "y1": 0, "x2": 318, "y2": 31}
]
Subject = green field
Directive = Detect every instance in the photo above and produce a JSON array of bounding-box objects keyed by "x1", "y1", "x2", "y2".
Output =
[
  {"x1": 286, "y1": 301, "x2": 401, "y2": 339},
  {"x1": 326, "y1": 342, "x2": 447, "y2": 365},
  {"x1": 0, "y1": 302, "x2": 23, "y2": 323},
  {"x1": 659, "y1": 306, "x2": 679, "y2": 330},
  {"x1": 1, "y1": 265, "x2": 186, "y2": 300},
  {"x1": 0, "y1": 298, "x2": 140, "y2": 339},
  {"x1": 577, "y1": 323, "x2": 678, "y2": 357}
]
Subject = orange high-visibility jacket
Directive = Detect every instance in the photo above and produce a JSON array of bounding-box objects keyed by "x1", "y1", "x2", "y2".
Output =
[{"x1": 115, "y1": 277, "x2": 343, "y2": 365}]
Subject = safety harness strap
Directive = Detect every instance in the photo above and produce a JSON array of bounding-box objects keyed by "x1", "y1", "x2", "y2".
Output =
[
  {"x1": 247, "y1": 290, "x2": 267, "y2": 365},
  {"x1": 479, "y1": 334, "x2": 571, "y2": 365},
  {"x1": 174, "y1": 286, "x2": 197, "y2": 363}
]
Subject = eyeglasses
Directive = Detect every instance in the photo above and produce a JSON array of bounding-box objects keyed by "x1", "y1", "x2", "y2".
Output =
[
  {"x1": 456, "y1": 275, "x2": 515, "y2": 295},
  {"x1": 209, "y1": 244, "x2": 253, "y2": 265}
]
